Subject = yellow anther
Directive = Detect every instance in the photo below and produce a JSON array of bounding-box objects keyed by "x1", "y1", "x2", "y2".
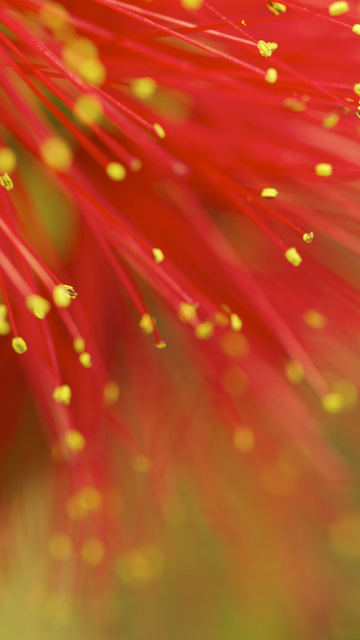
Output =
[
  {"x1": 261, "y1": 187, "x2": 278, "y2": 198},
  {"x1": 64, "y1": 429, "x2": 85, "y2": 451},
  {"x1": 139, "y1": 313, "x2": 154, "y2": 335},
  {"x1": 53, "y1": 384, "x2": 72, "y2": 405},
  {"x1": 152, "y1": 248, "x2": 164, "y2": 264},
  {"x1": 74, "y1": 94, "x2": 103, "y2": 125},
  {"x1": 321, "y1": 392, "x2": 345, "y2": 414},
  {"x1": 26, "y1": 294, "x2": 51, "y2": 319},
  {"x1": 233, "y1": 427, "x2": 255, "y2": 453},
  {"x1": 181, "y1": 0, "x2": 203, "y2": 8},
  {"x1": 40, "y1": 2, "x2": 69, "y2": 29},
  {"x1": 257, "y1": 40, "x2": 273, "y2": 57},
  {"x1": 0, "y1": 148, "x2": 16, "y2": 173},
  {"x1": 81, "y1": 538, "x2": 105, "y2": 566},
  {"x1": 195, "y1": 321, "x2": 214, "y2": 340},
  {"x1": 303, "y1": 231, "x2": 314, "y2": 243},
  {"x1": 267, "y1": 2, "x2": 286, "y2": 15},
  {"x1": 155, "y1": 339, "x2": 166, "y2": 349},
  {"x1": 283, "y1": 97, "x2": 306, "y2": 112},
  {"x1": 322, "y1": 113, "x2": 339, "y2": 129},
  {"x1": 315, "y1": 163, "x2": 332, "y2": 177},
  {"x1": 0, "y1": 173, "x2": 13, "y2": 190},
  {"x1": 328, "y1": 2, "x2": 349, "y2": 16},
  {"x1": 12, "y1": 337, "x2": 27, "y2": 354},
  {"x1": 132, "y1": 454, "x2": 152, "y2": 473},
  {"x1": 132, "y1": 77, "x2": 157, "y2": 100},
  {"x1": 265, "y1": 68, "x2": 278, "y2": 84},
  {"x1": 53, "y1": 284, "x2": 77, "y2": 308},
  {"x1": 106, "y1": 162, "x2": 126, "y2": 181},
  {"x1": 304, "y1": 309, "x2": 327, "y2": 329},
  {"x1": 153, "y1": 123, "x2": 166, "y2": 139},
  {"x1": 79, "y1": 352, "x2": 92, "y2": 368},
  {"x1": 48, "y1": 533, "x2": 73, "y2": 560},
  {"x1": 0, "y1": 320, "x2": 10, "y2": 335},
  {"x1": 230, "y1": 313, "x2": 243, "y2": 332},
  {"x1": 258, "y1": 41, "x2": 278, "y2": 57},
  {"x1": 178, "y1": 302, "x2": 197, "y2": 323},
  {"x1": 285, "y1": 247, "x2": 302, "y2": 266},
  {"x1": 67, "y1": 487, "x2": 102, "y2": 520},
  {"x1": 285, "y1": 360, "x2": 304, "y2": 384},
  {"x1": 79, "y1": 58, "x2": 106, "y2": 86},
  {"x1": 103, "y1": 380, "x2": 119, "y2": 405},
  {"x1": 353, "y1": 24, "x2": 360, "y2": 35},
  {"x1": 354, "y1": 84, "x2": 360, "y2": 97},
  {"x1": 0, "y1": 305, "x2": 11, "y2": 335},
  {"x1": 73, "y1": 336, "x2": 85, "y2": 353},
  {"x1": 40, "y1": 136, "x2": 73, "y2": 172},
  {"x1": 62, "y1": 37, "x2": 98, "y2": 67}
]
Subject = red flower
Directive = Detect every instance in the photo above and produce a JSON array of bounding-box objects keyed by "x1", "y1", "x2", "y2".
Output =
[{"x1": 1, "y1": 0, "x2": 360, "y2": 634}]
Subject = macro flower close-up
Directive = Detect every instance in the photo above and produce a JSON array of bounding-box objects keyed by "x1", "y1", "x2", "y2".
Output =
[{"x1": 2, "y1": 0, "x2": 360, "y2": 638}]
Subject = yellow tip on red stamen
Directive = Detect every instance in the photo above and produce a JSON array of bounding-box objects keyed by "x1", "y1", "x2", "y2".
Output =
[
  {"x1": 40, "y1": 136, "x2": 73, "y2": 172},
  {"x1": 315, "y1": 163, "x2": 333, "y2": 177},
  {"x1": 12, "y1": 337, "x2": 27, "y2": 354},
  {"x1": 74, "y1": 94, "x2": 104, "y2": 125},
  {"x1": 258, "y1": 41, "x2": 278, "y2": 57},
  {"x1": 322, "y1": 113, "x2": 339, "y2": 129},
  {"x1": 261, "y1": 187, "x2": 278, "y2": 198},
  {"x1": 195, "y1": 321, "x2": 214, "y2": 340},
  {"x1": 79, "y1": 58, "x2": 106, "y2": 86},
  {"x1": 153, "y1": 123, "x2": 166, "y2": 139},
  {"x1": 64, "y1": 429, "x2": 85, "y2": 451},
  {"x1": 321, "y1": 392, "x2": 345, "y2": 414},
  {"x1": 354, "y1": 84, "x2": 360, "y2": 97},
  {"x1": 79, "y1": 352, "x2": 92, "y2": 368},
  {"x1": 0, "y1": 148, "x2": 16, "y2": 173},
  {"x1": 26, "y1": 294, "x2": 51, "y2": 319},
  {"x1": 103, "y1": 381, "x2": 119, "y2": 405},
  {"x1": 181, "y1": 0, "x2": 203, "y2": 9},
  {"x1": 53, "y1": 384, "x2": 72, "y2": 405},
  {"x1": 230, "y1": 313, "x2": 243, "y2": 332},
  {"x1": 353, "y1": 24, "x2": 360, "y2": 35},
  {"x1": 152, "y1": 248, "x2": 164, "y2": 264},
  {"x1": 0, "y1": 173, "x2": 13, "y2": 190},
  {"x1": 328, "y1": 2, "x2": 349, "y2": 16},
  {"x1": 285, "y1": 360, "x2": 304, "y2": 384},
  {"x1": 139, "y1": 313, "x2": 155, "y2": 335},
  {"x1": 304, "y1": 309, "x2": 327, "y2": 329},
  {"x1": 267, "y1": 2, "x2": 286, "y2": 15},
  {"x1": 73, "y1": 336, "x2": 85, "y2": 353},
  {"x1": 106, "y1": 162, "x2": 126, "y2": 181},
  {"x1": 155, "y1": 339, "x2": 167, "y2": 349},
  {"x1": 178, "y1": 302, "x2": 198, "y2": 323},
  {"x1": 303, "y1": 232, "x2": 314, "y2": 243},
  {"x1": 132, "y1": 77, "x2": 157, "y2": 100},
  {"x1": 0, "y1": 305, "x2": 10, "y2": 335},
  {"x1": 53, "y1": 284, "x2": 77, "y2": 308},
  {"x1": 265, "y1": 68, "x2": 278, "y2": 84},
  {"x1": 285, "y1": 247, "x2": 302, "y2": 266}
]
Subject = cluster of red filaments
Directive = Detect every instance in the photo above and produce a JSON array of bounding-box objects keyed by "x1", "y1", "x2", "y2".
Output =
[{"x1": 1, "y1": 0, "x2": 360, "y2": 600}]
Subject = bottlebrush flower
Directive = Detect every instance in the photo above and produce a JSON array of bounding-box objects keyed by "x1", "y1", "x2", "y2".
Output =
[{"x1": 2, "y1": 0, "x2": 360, "y2": 635}]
